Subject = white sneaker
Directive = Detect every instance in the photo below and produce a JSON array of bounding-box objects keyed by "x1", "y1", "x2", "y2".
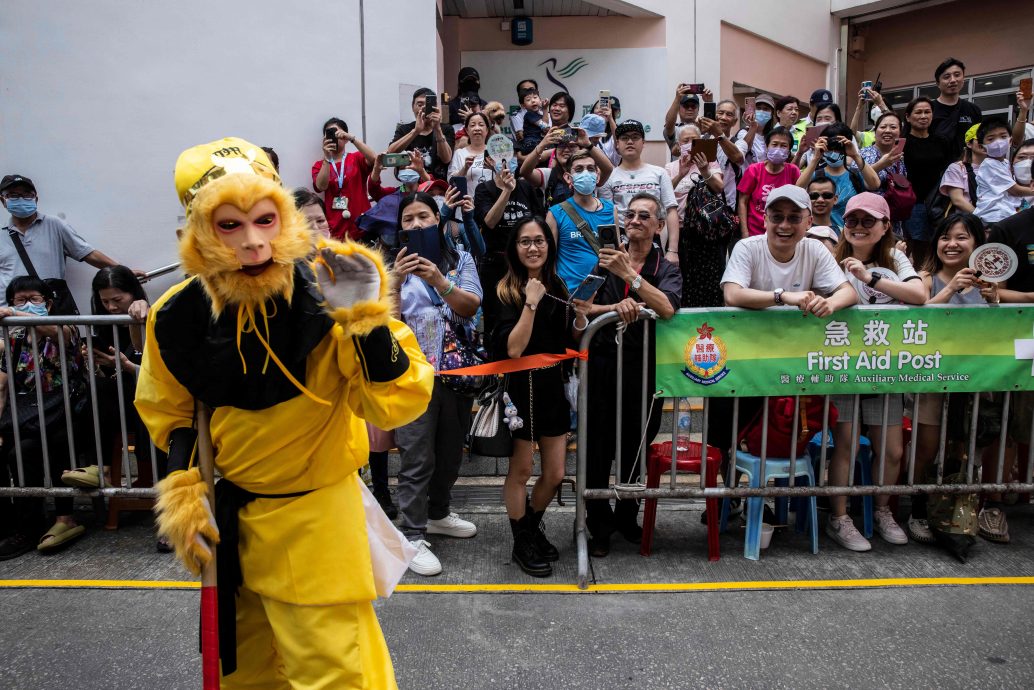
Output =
[
  {"x1": 407, "y1": 540, "x2": 442, "y2": 576},
  {"x1": 874, "y1": 507, "x2": 908, "y2": 545},
  {"x1": 426, "y1": 512, "x2": 477, "y2": 538},
  {"x1": 825, "y1": 514, "x2": 872, "y2": 552},
  {"x1": 907, "y1": 517, "x2": 935, "y2": 544}
]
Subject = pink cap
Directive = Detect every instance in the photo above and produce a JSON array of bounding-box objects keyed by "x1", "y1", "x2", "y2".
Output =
[{"x1": 844, "y1": 191, "x2": 890, "y2": 220}]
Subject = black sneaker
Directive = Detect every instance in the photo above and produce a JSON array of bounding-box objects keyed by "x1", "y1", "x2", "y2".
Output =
[{"x1": 0, "y1": 533, "x2": 34, "y2": 561}]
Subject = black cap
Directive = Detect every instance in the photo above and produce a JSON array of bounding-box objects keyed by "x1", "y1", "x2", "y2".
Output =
[
  {"x1": 679, "y1": 94, "x2": 700, "y2": 107},
  {"x1": 614, "y1": 120, "x2": 645, "y2": 138},
  {"x1": 0, "y1": 175, "x2": 35, "y2": 194},
  {"x1": 810, "y1": 88, "x2": 833, "y2": 105}
]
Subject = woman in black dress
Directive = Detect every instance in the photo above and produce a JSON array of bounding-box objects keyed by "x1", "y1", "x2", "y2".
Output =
[{"x1": 493, "y1": 217, "x2": 592, "y2": 577}]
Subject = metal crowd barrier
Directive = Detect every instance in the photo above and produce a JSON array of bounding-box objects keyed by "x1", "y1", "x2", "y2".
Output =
[
  {"x1": 574, "y1": 308, "x2": 1034, "y2": 589},
  {"x1": 0, "y1": 314, "x2": 158, "y2": 500}
]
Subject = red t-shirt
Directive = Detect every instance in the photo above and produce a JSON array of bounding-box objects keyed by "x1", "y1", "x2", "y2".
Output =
[
  {"x1": 736, "y1": 162, "x2": 802, "y2": 236},
  {"x1": 311, "y1": 151, "x2": 371, "y2": 240}
]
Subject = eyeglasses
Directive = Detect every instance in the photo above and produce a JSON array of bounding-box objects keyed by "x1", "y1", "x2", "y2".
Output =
[
  {"x1": 12, "y1": 295, "x2": 46, "y2": 306},
  {"x1": 765, "y1": 212, "x2": 806, "y2": 225},
  {"x1": 844, "y1": 216, "x2": 882, "y2": 229},
  {"x1": 623, "y1": 210, "x2": 655, "y2": 222},
  {"x1": 517, "y1": 238, "x2": 548, "y2": 249},
  {"x1": 809, "y1": 192, "x2": 835, "y2": 200}
]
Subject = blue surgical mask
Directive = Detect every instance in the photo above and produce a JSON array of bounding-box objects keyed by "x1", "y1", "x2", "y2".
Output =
[
  {"x1": 823, "y1": 152, "x2": 845, "y2": 168},
  {"x1": 754, "y1": 111, "x2": 772, "y2": 126},
  {"x1": 398, "y1": 169, "x2": 420, "y2": 185},
  {"x1": 5, "y1": 198, "x2": 37, "y2": 218},
  {"x1": 15, "y1": 302, "x2": 48, "y2": 317},
  {"x1": 493, "y1": 157, "x2": 518, "y2": 174},
  {"x1": 571, "y1": 170, "x2": 597, "y2": 195}
]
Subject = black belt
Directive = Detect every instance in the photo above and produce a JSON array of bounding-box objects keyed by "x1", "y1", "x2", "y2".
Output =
[{"x1": 213, "y1": 478, "x2": 312, "y2": 675}]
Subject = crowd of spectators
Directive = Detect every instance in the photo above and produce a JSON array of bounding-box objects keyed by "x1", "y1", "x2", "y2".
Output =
[{"x1": 2, "y1": 57, "x2": 1033, "y2": 574}]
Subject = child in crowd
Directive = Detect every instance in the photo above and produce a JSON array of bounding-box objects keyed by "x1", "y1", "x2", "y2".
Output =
[
  {"x1": 826, "y1": 193, "x2": 925, "y2": 552},
  {"x1": 972, "y1": 118, "x2": 1034, "y2": 223},
  {"x1": 520, "y1": 88, "x2": 550, "y2": 154}
]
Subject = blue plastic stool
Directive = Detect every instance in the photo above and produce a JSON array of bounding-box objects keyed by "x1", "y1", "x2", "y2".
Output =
[
  {"x1": 807, "y1": 432, "x2": 874, "y2": 539},
  {"x1": 719, "y1": 450, "x2": 819, "y2": 561}
]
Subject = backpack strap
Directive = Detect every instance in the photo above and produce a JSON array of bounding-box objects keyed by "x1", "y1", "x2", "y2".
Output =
[
  {"x1": 559, "y1": 199, "x2": 601, "y2": 256},
  {"x1": 5, "y1": 228, "x2": 41, "y2": 281}
]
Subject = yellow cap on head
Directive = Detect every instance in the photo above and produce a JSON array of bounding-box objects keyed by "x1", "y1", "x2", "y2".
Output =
[
  {"x1": 174, "y1": 137, "x2": 279, "y2": 210},
  {"x1": 964, "y1": 124, "x2": 981, "y2": 144}
]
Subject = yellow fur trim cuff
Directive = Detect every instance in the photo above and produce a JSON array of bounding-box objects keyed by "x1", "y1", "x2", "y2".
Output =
[
  {"x1": 328, "y1": 301, "x2": 392, "y2": 338},
  {"x1": 155, "y1": 467, "x2": 220, "y2": 576}
]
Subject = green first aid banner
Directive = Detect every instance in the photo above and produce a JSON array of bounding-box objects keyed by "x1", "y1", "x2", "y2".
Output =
[{"x1": 655, "y1": 306, "x2": 1034, "y2": 398}]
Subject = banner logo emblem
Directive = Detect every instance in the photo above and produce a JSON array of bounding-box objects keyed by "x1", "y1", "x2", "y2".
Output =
[{"x1": 682, "y1": 322, "x2": 729, "y2": 385}]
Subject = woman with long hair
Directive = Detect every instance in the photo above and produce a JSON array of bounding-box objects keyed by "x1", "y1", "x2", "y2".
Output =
[
  {"x1": 492, "y1": 217, "x2": 591, "y2": 577},
  {"x1": 826, "y1": 193, "x2": 926, "y2": 552},
  {"x1": 448, "y1": 112, "x2": 495, "y2": 192},
  {"x1": 392, "y1": 191, "x2": 482, "y2": 577}
]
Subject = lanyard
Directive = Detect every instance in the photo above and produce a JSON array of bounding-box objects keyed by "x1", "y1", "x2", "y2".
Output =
[{"x1": 328, "y1": 157, "x2": 346, "y2": 189}]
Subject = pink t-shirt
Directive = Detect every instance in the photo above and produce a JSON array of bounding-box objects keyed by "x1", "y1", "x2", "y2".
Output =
[
  {"x1": 736, "y1": 162, "x2": 802, "y2": 236},
  {"x1": 938, "y1": 160, "x2": 981, "y2": 204}
]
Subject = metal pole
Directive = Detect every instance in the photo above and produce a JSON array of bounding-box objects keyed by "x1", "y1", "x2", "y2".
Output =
[
  {"x1": 29, "y1": 327, "x2": 52, "y2": 488},
  {"x1": 788, "y1": 396, "x2": 800, "y2": 487},
  {"x1": 2, "y1": 325, "x2": 26, "y2": 486},
  {"x1": 759, "y1": 399, "x2": 769, "y2": 482},
  {"x1": 936, "y1": 394, "x2": 949, "y2": 485},
  {"x1": 848, "y1": 395, "x2": 860, "y2": 487},
  {"x1": 906, "y1": 394, "x2": 920, "y2": 485},
  {"x1": 84, "y1": 332, "x2": 105, "y2": 488},
  {"x1": 614, "y1": 327, "x2": 624, "y2": 487},
  {"x1": 819, "y1": 396, "x2": 831, "y2": 487},
  {"x1": 966, "y1": 393, "x2": 981, "y2": 483},
  {"x1": 700, "y1": 398, "x2": 710, "y2": 490},
  {"x1": 995, "y1": 392, "x2": 1011, "y2": 484},
  {"x1": 56, "y1": 334, "x2": 77, "y2": 469},
  {"x1": 727, "y1": 398, "x2": 739, "y2": 489},
  {"x1": 670, "y1": 396, "x2": 678, "y2": 490},
  {"x1": 639, "y1": 319, "x2": 649, "y2": 488},
  {"x1": 112, "y1": 327, "x2": 131, "y2": 489},
  {"x1": 876, "y1": 394, "x2": 890, "y2": 487}
]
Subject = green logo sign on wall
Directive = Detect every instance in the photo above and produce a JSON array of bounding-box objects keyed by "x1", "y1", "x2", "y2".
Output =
[{"x1": 655, "y1": 306, "x2": 1034, "y2": 398}]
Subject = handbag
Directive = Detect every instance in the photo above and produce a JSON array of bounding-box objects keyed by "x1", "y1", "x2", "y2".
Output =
[
  {"x1": 682, "y1": 178, "x2": 738, "y2": 243},
  {"x1": 468, "y1": 377, "x2": 513, "y2": 457},
  {"x1": 422, "y1": 280, "x2": 486, "y2": 397},
  {"x1": 883, "y1": 171, "x2": 916, "y2": 222}
]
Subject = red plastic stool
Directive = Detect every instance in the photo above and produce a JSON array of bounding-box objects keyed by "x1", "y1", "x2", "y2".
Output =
[{"x1": 641, "y1": 440, "x2": 723, "y2": 561}]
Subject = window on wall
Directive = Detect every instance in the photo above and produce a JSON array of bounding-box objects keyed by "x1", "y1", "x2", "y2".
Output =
[{"x1": 883, "y1": 67, "x2": 1033, "y2": 121}]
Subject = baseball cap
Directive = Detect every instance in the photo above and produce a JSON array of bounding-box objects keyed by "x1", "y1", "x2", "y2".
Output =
[
  {"x1": 764, "y1": 185, "x2": 811, "y2": 210},
  {"x1": 680, "y1": 94, "x2": 700, "y2": 107},
  {"x1": 0, "y1": 174, "x2": 36, "y2": 194},
  {"x1": 810, "y1": 89, "x2": 833, "y2": 105},
  {"x1": 174, "y1": 137, "x2": 280, "y2": 209},
  {"x1": 964, "y1": 123, "x2": 981, "y2": 143},
  {"x1": 458, "y1": 67, "x2": 480, "y2": 84},
  {"x1": 805, "y1": 226, "x2": 838, "y2": 242},
  {"x1": 844, "y1": 191, "x2": 890, "y2": 219},
  {"x1": 614, "y1": 120, "x2": 646, "y2": 138},
  {"x1": 576, "y1": 114, "x2": 607, "y2": 139},
  {"x1": 755, "y1": 94, "x2": 776, "y2": 109}
]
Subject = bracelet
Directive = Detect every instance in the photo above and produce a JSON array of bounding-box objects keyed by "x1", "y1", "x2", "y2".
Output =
[
  {"x1": 665, "y1": 249, "x2": 678, "y2": 255},
  {"x1": 573, "y1": 315, "x2": 589, "y2": 331},
  {"x1": 437, "y1": 280, "x2": 456, "y2": 297}
]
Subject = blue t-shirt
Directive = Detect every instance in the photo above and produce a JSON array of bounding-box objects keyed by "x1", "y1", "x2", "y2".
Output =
[
  {"x1": 551, "y1": 197, "x2": 615, "y2": 293},
  {"x1": 826, "y1": 168, "x2": 860, "y2": 228}
]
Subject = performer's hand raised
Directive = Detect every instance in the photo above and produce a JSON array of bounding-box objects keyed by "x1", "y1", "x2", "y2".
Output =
[{"x1": 315, "y1": 246, "x2": 381, "y2": 308}]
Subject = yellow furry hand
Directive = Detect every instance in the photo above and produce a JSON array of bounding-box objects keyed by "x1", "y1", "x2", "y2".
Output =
[
  {"x1": 155, "y1": 468, "x2": 220, "y2": 576},
  {"x1": 314, "y1": 239, "x2": 393, "y2": 337}
]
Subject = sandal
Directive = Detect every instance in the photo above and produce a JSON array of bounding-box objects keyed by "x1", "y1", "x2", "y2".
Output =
[
  {"x1": 61, "y1": 465, "x2": 101, "y2": 489},
  {"x1": 37, "y1": 522, "x2": 86, "y2": 552}
]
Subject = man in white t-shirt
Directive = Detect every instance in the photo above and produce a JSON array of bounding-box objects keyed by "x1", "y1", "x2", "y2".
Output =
[
  {"x1": 598, "y1": 119, "x2": 680, "y2": 262},
  {"x1": 722, "y1": 184, "x2": 855, "y2": 316}
]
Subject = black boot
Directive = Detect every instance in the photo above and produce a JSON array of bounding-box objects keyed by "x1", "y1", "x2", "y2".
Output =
[
  {"x1": 510, "y1": 518, "x2": 552, "y2": 577},
  {"x1": 526, "y1": 508, "x2": 559, "y2": 561},
  {"x1": 373, "y1": 487, "x2": 398, "y2": 520}
]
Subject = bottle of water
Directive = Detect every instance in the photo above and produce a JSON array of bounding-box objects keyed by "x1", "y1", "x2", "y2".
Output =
[{"x1": 676, "y1": 397, "x2": 691, "y2": 451}]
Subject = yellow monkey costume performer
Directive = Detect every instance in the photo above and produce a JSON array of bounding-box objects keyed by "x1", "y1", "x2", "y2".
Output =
[{"x1": 135, "y1": 138, "x2": 433, "y2": 689}]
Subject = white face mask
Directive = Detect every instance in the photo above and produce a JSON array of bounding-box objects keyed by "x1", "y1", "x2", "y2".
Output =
[
  {"x1": 870, "y1": 106, "x2": 881, "y2": 123},
  {"x1": 1016, "y1": 159, "x2": 1033, "y2": 185}
]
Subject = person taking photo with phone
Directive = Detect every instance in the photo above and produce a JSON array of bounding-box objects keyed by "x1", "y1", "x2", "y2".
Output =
[
  {"x1": 448, "y1": 112, "x2": 495, "y2": 193},
  {"x1": 580, "y1": 192, "x2": 682, "y2": 557},
  {"x1": 388, "y1": 88, "x2": 456, "y2": 181},
  {"x1": 312, "y1": 117, "x2": 376, "y2": 241},
  {"x1": 663, "y1": 83, "x2": 713, "y2": 152},
  {"x1": 796, "y1": 122, "x2": 881, "y2": 228}
]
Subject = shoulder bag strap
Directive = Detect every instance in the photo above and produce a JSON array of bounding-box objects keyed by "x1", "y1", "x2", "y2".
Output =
[
  {"x1": 5, "y1": 228, "x2": 41, "y2": 280},
  {"x1": 560, "y1": 199, "x2": 601, "y2": 256},
  {"x1": 964, "y1": 162, "x2": 977, "y2": 203}
]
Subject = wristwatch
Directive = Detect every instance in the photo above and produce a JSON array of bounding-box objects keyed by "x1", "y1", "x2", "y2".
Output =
[
  {"x1": 868, "y1": 273, "x2": 882, "y2": 288},
  {"x1": 774, "y1": 288, "x2": 785, "y2": 305},
  {"x1": 526, "y1": 302, "x2": 537, "y2": 312},
  {"x1": 630, "y1": 274, "x2": 643, "y2": 291}
]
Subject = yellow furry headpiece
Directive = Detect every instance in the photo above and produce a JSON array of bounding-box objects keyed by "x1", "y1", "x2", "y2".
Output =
[{"x1": 175, "y1": 139, "x2": 311, "y2": 316}]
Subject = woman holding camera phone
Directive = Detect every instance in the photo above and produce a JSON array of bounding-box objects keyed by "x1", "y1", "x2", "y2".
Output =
[
  {"x1": 392, "y1": 192, "x2": 482, "y2": 577},
  {"x1": 448, "y1": 112, "x2": 495, "y2": 193},
  {"x1": 493, "y1": 217, "x2": 592, "y2": 577},
  {"x1": 312, "y1": 117, "x2": 376, "y2": 241}
]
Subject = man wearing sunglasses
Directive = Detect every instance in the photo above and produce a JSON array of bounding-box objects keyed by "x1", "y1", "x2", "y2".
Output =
[
  {"x1": 807, "y1": 176, "x2": 841, "y2": 235},
  {"x1": 722, "y1": 185, "x2": 855, "y2": 317}
]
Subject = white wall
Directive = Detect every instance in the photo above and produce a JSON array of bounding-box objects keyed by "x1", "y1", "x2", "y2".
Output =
[{"x1": 1, "y1": 0, "x2": 437, "y2": 305}]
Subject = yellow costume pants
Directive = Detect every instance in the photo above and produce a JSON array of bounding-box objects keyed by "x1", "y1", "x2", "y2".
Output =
[{"x1": 223, "y1": 586, "x2": 398, "y2": 690}]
